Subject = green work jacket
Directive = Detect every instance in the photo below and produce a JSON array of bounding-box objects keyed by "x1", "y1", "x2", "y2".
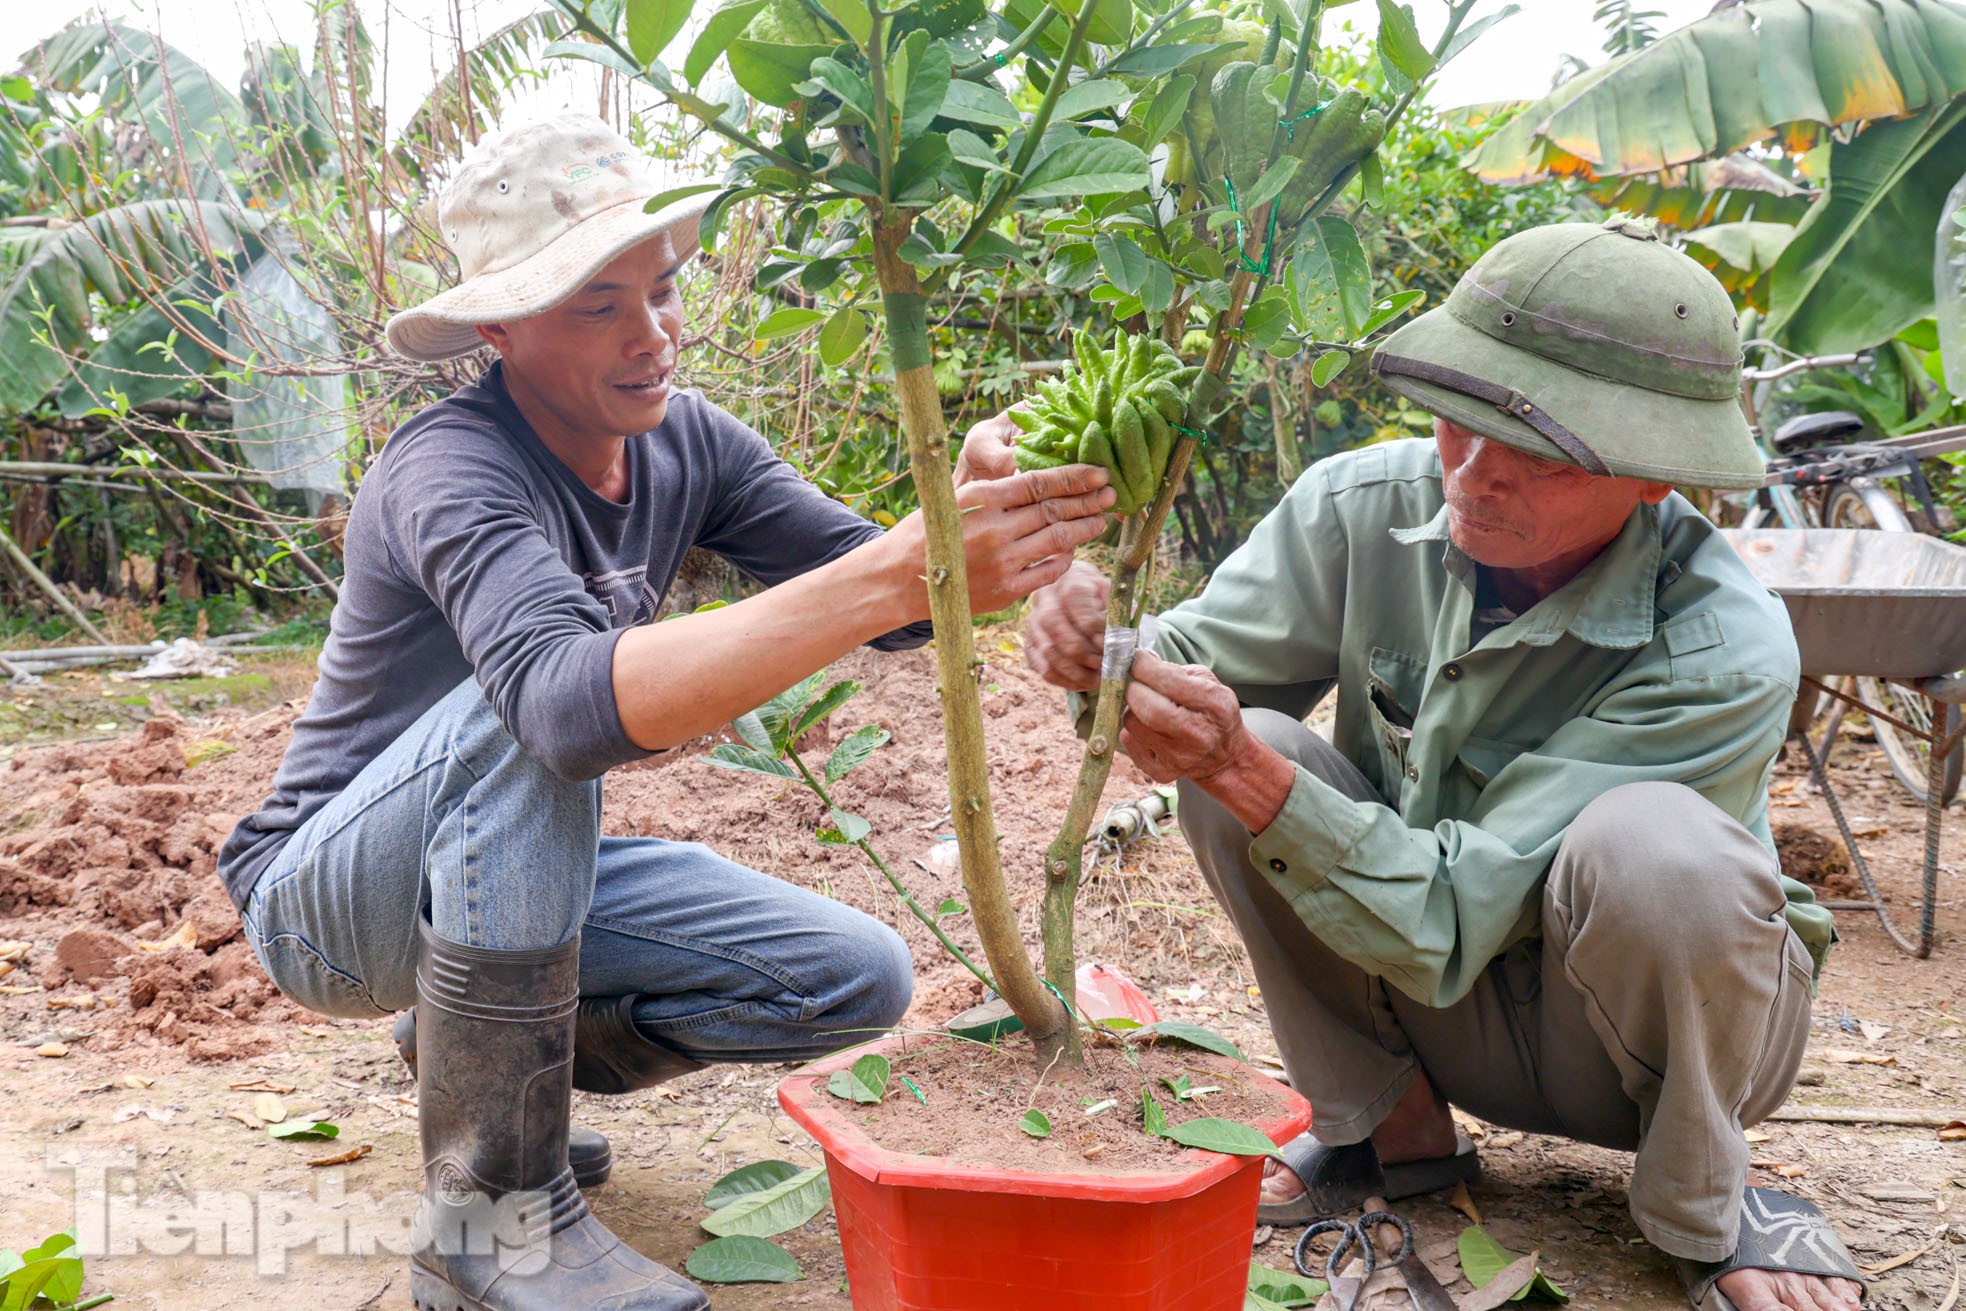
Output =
[{"x1": 1152, "y1": 439, "x2": 1832, "y2": 1007}]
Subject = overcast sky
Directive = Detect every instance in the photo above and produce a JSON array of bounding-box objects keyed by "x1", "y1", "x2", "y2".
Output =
[{"x1": 3, "y1": 0, "x2": 1718, "y2": 133}]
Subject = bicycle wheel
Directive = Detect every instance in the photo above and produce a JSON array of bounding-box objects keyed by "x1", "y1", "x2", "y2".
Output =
[{"x1": 1823, "y1": 481, "x2": 1964, "y2": 804}]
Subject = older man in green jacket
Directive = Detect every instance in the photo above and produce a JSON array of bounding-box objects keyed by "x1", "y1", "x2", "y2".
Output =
[{"x1": 1023, "y1": 219, "x2": 1860, "y2": 1311}]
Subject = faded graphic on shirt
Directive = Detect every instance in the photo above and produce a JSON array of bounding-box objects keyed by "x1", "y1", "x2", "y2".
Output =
[{"x1": 582, "y1": 565, "x2": 662, "y2": 627}]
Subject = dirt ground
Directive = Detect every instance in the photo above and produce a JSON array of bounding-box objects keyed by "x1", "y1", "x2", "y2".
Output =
[{"x1": 2, "y1": 639, "x2": 1962, "y2": 1310}]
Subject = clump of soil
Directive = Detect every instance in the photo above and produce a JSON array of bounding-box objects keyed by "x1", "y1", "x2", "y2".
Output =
[
  {"x1": 1775, "y1": 822, "x2": 1860, "y2": 900},
  {"x1": 839, "y1": 1035, "x2": 1297, "y2": 1175}
]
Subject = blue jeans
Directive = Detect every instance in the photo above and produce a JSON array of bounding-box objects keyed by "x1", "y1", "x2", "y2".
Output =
[{"x1": 240, "y1": 678, "x2": 913, "y2": 1062}]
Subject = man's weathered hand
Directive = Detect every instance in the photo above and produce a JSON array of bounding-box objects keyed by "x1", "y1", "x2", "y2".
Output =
[
  {"x1": 1025, "y1": 560, "x2": 1110, "y2": 692},
  {"x1": 1120, "y1": 653, "x2": 1252, "y2": 784},
  {"x1": 953, "y1": 409, "x2": 1022, "y2": 488},
  {"x1": 948, "y1": 463, "x2": 1115, "y2": 615}
]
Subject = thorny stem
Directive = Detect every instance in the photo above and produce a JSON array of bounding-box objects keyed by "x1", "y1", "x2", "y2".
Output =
[{"x1": 786, "y1": 748, "x2": 1001, "y2": 996}]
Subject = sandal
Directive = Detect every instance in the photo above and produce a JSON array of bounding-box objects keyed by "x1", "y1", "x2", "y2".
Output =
[
  {"x1": 1256, "y1": 1131, "x2": 1480, "y2": 1226},
  {"x1": 1671, "y1": 1188, "x2": 1868, "y2": 1309}
]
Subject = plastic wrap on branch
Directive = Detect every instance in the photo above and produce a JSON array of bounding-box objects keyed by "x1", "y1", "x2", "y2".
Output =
[{"x1": 222, "y1": 253, "x2": 350, "y2": 510}]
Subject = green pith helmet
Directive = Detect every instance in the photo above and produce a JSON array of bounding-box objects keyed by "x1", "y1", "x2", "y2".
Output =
[{"x1": 1370, "y1": 218, "x2": 1764, "y2": 490}]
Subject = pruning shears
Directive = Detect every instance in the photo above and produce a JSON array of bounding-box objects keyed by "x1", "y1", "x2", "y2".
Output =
[{"x1": 1295, "y1": 1209, "x2": 1460, "y2": 1311}]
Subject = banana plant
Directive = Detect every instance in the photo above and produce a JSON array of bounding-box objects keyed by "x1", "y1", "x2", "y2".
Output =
[{"x1": 545, "y1": 0, "x2": 1487, "y2": 1065}]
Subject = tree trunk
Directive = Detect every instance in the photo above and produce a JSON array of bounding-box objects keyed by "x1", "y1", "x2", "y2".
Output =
[{"x1": 869, "y1": 217, "x2": 1071, "y2": 1064}]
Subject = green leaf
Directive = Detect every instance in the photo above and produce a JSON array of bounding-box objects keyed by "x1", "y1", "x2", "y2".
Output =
[
  {"x1": 15, "y1": 1232, "x2": 81, "y2": 1308},
  {"x1": 817, "y1": 0, "x2": 872, "y2": 44},
  {"x1": 687, "y1": 1234, "x2": 804, "y2": 1283},
  {"x1": 1458, "y1": 1226, "x2": 1569, "y2": 1303},
  {"x1": 1357, "y1": 150, "x2": 1385, "y2": 208},
  {"x1": 1138, "y1": 74, "x2": 1194, "y2": 151},
  {"x1": 1439, "y1": 4, "x2": 1519, "y2": 67},
  {"x1": 1241, "y1": 286, "x2": 1294, "y2": 356},
  {"x1": 269, "y1": 1119, "x2": 340, "y2": 1140},
  {"x1": 1357, "y1": 288, "x2": 1426, "y2": 337},
  {"x1": 899, "y1": 38, "x2": 953, "y2": 139},
  {"x1": 1249, "y1": 1259, "x2": 1328, "y2": 1308},
  {"x1": 935, "y1": 898, "x2": 965, "y2": 915},
  {"x1": 758, "y1": 672, "x2": 826, "y2": 751},
  {"x1": 1141, "y1": 1087, "x2": 1169, "y2": 1136},
  {"x1": 818, "y1": 305, "x2": 869, "y2": 367},
  {"x1": 1211, "y1": 61, "x2": 1274, "y2": 195},
  {"x1": 1242, "y1": 156, "x2": 1300, "y2": 216},
  {"x1": 1311, "y1": 349, "x2": 1350, "y2": 387},
  {"x1": 627, "y1": 0, "x2": 696, "y2": 66},
  {"x1": 1095, "y1": 231, "x2": 1150, "y2": 294},
  {"x1": 790, "y1": 678, "x2": 860, "y2": 741},
  {"x1": 1374, "y1": 0, "x2": 1436, "y2": 81},
  {"x1": 1055, "y1": 0, "x2": 1132, "y2": 46},
  {"x1": 1291, "y1": 217, "x2": 1372, "y2": 339},
  {"x1": 1021, "y1": 138, "x2": 1152, "y2": 200},
  {"x1": 826, "y1": 1053, "x2": 890, "y2": 1104},
  {"x1": 543, "y1": 35, "x2": 644, "y2": 79},
  {"x1": 757, "y1": 306, "x2": 829, "y2": 340},
  {"x1": 706, "y1": 743, "x2": 799, "y2": 779},
  {"x1": 1054, "y1": 78, "x2": 1129, "y2": 122},
  {"x1": 707, "y1": 1160, "x2": 805, "y2": 1209},
  {"x1": 828, "y1": 809, "x2": 872, "y2": 844},
  {"x1": 727, "y1": 37, "x2": 831, "y2": 106},
  {"x1": 732, "y1": 711, "x2": 773, "y2": 751},
  {"x1": 1136, "y1": 1020, "x2": 1244, "y2": 1061},
  {"x1": 1019, "y1": 1109, "x2": 1052, "y2": 1138},
  {"x1": 799, "y1": 56, "x2": 878, "y2": 126},
  {"x1": 1161, "y1": 1117, "x2": 1279, "y2": 1157},
  {"x1": 0, "y1": 1254, "x2": 83, "y2": 1311},
  {"x1": 701, "y1": 1165, "x2": 832, "y2": 1238},
  {"x1": 940, "y1": 78, "x2": 1022, "y2": 127},
  {"x1": 824, "y1": 724, "x2": 890, "y2": 783},
  {"x1": 948, "y1": 129, "x2": 1010, "y2": 171},
  {"x1": 1765, "y1": 102, "x2": 1966, "y2": 355},
  {"x1": 685, "y1": 0, "x2": 767, "y2": 83},
  {"x1": 1108, "y1": 43, "x2": 1221, "y2": 78}
]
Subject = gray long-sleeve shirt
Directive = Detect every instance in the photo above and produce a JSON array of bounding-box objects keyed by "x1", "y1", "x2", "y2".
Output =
[{"x1": 217, "y1": 363, "x2": 929, "y2": 910}]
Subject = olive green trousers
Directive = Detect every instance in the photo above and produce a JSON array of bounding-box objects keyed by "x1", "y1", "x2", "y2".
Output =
[{"x1": 1178, "y1": 708, "x2": 1815, "y2": 1263}]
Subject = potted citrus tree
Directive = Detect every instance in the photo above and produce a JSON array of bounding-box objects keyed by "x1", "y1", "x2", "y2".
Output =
[{"x1": 545, "y1": 0, "x2": 1488, "y2": 1302}]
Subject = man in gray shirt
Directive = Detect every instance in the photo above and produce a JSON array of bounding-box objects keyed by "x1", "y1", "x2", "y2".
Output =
[{"x1": 218, "y1": 115, "x2": 1113, "y2": 1311}]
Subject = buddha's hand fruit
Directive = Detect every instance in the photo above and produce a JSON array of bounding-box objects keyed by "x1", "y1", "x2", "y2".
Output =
[{"x1": 1009, "y1": 330, "x2": 1199, "y2": 516}]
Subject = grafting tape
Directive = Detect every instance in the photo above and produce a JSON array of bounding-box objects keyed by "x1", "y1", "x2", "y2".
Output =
[{"x1": 1100, "y1": 614, "x2": 1161, "y2": 681}]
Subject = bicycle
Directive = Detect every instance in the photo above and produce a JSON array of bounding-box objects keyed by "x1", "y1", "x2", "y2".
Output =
[{"x1": 1726, "y1": 344, "x2": 1966, "y2": 806}]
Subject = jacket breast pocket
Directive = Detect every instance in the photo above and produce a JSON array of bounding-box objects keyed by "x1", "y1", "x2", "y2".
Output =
[{"x1": 1364, "y1": 646, "x2": 1424, "y2": 802}]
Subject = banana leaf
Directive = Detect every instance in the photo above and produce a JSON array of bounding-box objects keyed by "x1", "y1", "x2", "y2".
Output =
[
  {"x1": 0, "y1": 200, "x2": 260, "y2": 414},
  {"x1": 1764, "y1": 101, "x2": 1966, "y2": 355},
  {"x1": 1464, "y1": 0, "x2": 1966, "y2": 184},
  {"x1": 1683, "y1": 220, "x2": 1797, "y2": 308}
]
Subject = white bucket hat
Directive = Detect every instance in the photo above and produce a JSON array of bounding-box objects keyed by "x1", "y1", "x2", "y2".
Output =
[{"x1": 385, "y1": 114, "x2": 717, "y2": 362}]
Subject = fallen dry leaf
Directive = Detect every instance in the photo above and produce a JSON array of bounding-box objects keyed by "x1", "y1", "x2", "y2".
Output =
[
  {"x1": 130, "y1": 921, "x2": 197, "y2": 954},
  {"x1": 307, "y1": 1143, "x2": 374, "y2": 1168},
  {"x1": 253, "y1": 1093, "x2": 287, "y2": 1124},
  {"x1": 1821, "y1": 1049, "x2": 1897, "y2": 1066},
  {"x1": 1857, "y1": 1020, "x2": 1891, "y2": 1042},
  {"x1": 299, "y1": 1025, "x2": 335, "y2": 1037},
  {"x1": 228, "y1": 1078, "x2": 297, "y2": 1094},
  {"x1": 1751, "y1": 1160, "x2": 1808, "y2": 1179},
  {"x1": 120, "y1": 1074, "x2": 155, "y2": 1089},
  {"x1": 1745, "y1": 1129, "x2": 1772, "y2": 1144},
  {"x1": 1861, "y1": 1230, "x2": 1942, "y2": 1276},
  {"x1": 48, "y1": 994, "x2": 99, "y2": 1012},
  {"x1": 226, "y1": 1108, "x2": 263, "y2": 1130},
  {"x1": 1463, "y1": 1253, "x2": 1543, "y2": 1311},
  {"x1": 35, "y1": 1041, "x2": 67, "y2": 1058},
  {"x1": 1485, "y1": 1131, "x2": 1526, "y2": 1149},
  {"x1": 0, "y1": 940, "x2": 29, "y2": 963},
  {"x1": 1939, "y1": 1122, "x2": 1966, "y2": 1143},
  {"x1": 1449, "y1": 1180, "x2": 1482, "y2": 1226},
  {"x1": 0, "y1": 985, "x2": 39, "y2": 996},
  {"x1": 112, "y1": 1104, "x2": 175, "y2": 1124},
  {"x1": 1937, "y1": 1253, "x2": 1960, "y2": 1311}
]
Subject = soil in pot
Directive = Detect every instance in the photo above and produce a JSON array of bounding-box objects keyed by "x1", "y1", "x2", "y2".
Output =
[{"x1": 837, "y1": 1033, "x2": 1298, "y2": 1174}]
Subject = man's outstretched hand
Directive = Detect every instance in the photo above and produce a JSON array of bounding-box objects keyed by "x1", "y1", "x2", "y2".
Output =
[{"x1": 954, "y1": 410, "x2": 1021, "y2": 487}]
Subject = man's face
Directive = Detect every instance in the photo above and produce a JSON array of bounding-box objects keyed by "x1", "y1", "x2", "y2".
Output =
[
  {"x1": 478, "y1": 233, "x2": 685, "y2": 439},
  {"x1": 1435, "y1": 418, "x2": 1671, "y2": 571}
]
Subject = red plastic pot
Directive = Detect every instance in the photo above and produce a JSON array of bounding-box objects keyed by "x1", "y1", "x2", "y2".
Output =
[{"x1": 778, "y1": 1037, "x2": 1311, "y2": 1311}]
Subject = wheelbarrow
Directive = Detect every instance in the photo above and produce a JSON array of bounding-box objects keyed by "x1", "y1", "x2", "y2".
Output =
[{"x1": 1722, "y1": 528, "x2": 1966, "y2": 956}]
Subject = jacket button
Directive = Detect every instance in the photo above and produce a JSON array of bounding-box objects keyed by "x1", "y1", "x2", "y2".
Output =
[
  {"x1": 1406, "y1": 764, "x2": 1420, "y2": 782},
  {"x1": 1442, "y1": 662, "x2": 1463, "y2": 682},
  {"x1": 1269, "y1": 858, "x2": 1287, "y2": 874}
]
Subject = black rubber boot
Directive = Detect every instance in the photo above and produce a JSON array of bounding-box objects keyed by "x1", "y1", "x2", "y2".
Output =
[
  {"x1": 396, "y1": 997, "x2": 706, "y2": 1185},
  {"x1": 406, "y1": 918, "x2": 707, "y2": 1311},
  {"x1": 395, "y1": 1008, "x2": 615, "y2": 1190}
]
